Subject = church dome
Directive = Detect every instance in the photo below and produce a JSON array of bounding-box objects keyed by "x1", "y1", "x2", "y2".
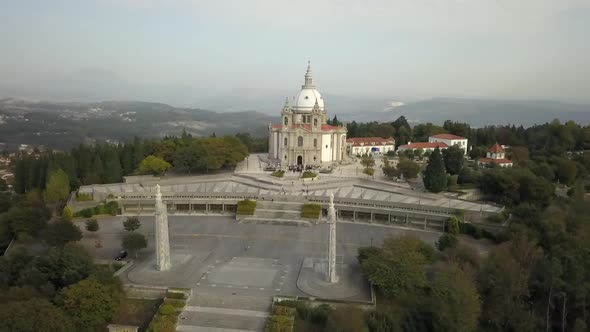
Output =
[
  {"x1": 291, "y1": 62, "x2": 325, "y2": 112},
  {"x1": 293, "y1": 88, "x2": 324, "y2": 112}
]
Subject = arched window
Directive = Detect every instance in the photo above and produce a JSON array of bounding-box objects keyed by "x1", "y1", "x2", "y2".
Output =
[
  {"x1": 313, "y1": 138, "x2": 317, "y2": 148},
  {"x1": 284, "y1": 117, "x2": 288, "y2": 125},
  {"x1": 284, "y1": 137, "x2": 288, "y2": 146},
  {"x1": 314, "y1": 118, "x2": 318, "y2": 126},
  {"x1": 298, "y1": 136, "x2": 303, "y2": 147}
]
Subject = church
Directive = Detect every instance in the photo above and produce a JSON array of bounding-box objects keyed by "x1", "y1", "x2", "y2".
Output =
[{"x1": 268, "y1": 63, "x2": 347, "y2": 167}]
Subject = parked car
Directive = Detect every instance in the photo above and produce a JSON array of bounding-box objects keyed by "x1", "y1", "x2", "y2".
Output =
[{"x1": 114, "y1": 250, "x2": 128, "y2": 261}]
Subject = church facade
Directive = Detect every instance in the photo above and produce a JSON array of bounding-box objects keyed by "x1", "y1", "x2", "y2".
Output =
[{"x1": 268, "y1": 63, "x2": 347, "y2": 166}]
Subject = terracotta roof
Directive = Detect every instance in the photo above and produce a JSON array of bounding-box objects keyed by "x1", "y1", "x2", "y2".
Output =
[
  {"x1": 398, "y1": 142, "x2": 448, "y2": 149},
  {"x1": 478, "y1": 157, "x2": 512, "y2": 164},
  {"x1": 320, "y1": 124, "x2": 343, "y2": 131},
  {"x1": 430, "y1": 133, "x2": 467, "y2": 140},
  {"x1": 346, "y1": 137, "x2": 395, "y2": 146},
  {"x1": 489, "y1": 143, "x2": 504, "y2": 153}
]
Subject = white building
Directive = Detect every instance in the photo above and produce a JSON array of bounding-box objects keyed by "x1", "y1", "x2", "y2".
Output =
[
  {"x1": 478, "y1": 143, "x2": 513, "y2": 167},
  {"x1": 268, "y1": 62, "x2": 347, "y2": 166},
  {"x1": 397, "y1": 141, "x2": 448, "y2": 154},
  {"x1": 346, "y1": 137, "x2": 395, "y2": 156},
  {"x1": 428, "y1": 134, "x2": 468, "y2": 155}
]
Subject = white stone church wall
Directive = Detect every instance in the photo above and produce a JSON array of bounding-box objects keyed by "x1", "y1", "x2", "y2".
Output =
[{"x1": 321, "y1": 134, "x2": 332, "y2": 162}]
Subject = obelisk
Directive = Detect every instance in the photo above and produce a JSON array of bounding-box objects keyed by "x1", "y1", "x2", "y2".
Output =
[
  {"x1": 327, "y1": 191, "x2": 338, "y2": 283},
  {"x1": 155, "y1": 184, "x2": 171, "y2": 271}
]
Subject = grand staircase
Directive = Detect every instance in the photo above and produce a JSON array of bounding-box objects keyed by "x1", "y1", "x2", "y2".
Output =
[{"x1": 240, "y1": 200, "x2": 312, "y2": 226}]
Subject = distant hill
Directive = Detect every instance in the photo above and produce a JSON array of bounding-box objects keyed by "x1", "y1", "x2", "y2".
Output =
[
  {"x1": 0, "y1": 99, "x2": 275, "y2": 150},
  {"x1": 1, "y1": 97, "x2": 589, "y2": 151},
  {"x1": 335, "y1": 98, "x2": 590, "y2": 127}
]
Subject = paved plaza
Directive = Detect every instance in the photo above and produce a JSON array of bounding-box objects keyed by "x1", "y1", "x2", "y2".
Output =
[{"x1": 80, "y1": 215, "x2": 492, "y2": 331}]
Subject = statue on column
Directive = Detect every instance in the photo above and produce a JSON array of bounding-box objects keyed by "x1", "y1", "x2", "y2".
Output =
[{"x1": 155, "y1": 184, "x2": 171, "y2": 271}]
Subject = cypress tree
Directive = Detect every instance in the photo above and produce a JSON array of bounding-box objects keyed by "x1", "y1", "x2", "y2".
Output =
[
  {"x1": 103, "y1": 148, "x2": 122, "y2": 183},
  {"x1": 423, "y1": 147, "x2": 447, "y2": 193}
]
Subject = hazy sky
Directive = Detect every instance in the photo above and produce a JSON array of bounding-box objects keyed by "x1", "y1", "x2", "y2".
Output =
[{"x1": 1, "y1": 0, "x2": 589, "y2": 104}]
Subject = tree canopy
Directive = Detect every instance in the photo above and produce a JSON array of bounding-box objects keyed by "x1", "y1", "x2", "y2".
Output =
[
  {"x1": 122, "y1": 232, "x2": 148, "y2": 258},
  {"x1": 44, "y1": 168, "x2": 70, "y2": 204},
  {"x1": 59, "y1": 277, "x2": 123, "y2": 331},
  {"x1": 442, "y1": 145, "x2": 464, "y2": 175},
  {"x1": 135, "y1": 155, "x2": 171, "y2": 176},
  {"x1": 423, "y1": 147, "x2": 447, "y2": 192}
]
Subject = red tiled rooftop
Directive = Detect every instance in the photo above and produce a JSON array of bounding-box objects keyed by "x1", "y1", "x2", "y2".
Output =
[
  {"x1": 399, "y1": 142, "x2": 448, "y2": 149},
  {"x1": 430, "y1": 133, "x2": 467, "y2": 140},
  {"x1": 489, "y1": 143, "x2": 504, "y2": 153},
  {"x1": 320, "y1": 124, "x2": 343, "y2": 131}
]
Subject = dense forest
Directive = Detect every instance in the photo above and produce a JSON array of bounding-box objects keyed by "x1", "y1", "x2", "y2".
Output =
[{"x1": 10, "y1": 132, "x2": 257, "y2": 195}]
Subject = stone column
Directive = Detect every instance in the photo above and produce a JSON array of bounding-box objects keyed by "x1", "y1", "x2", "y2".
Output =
[
  {"x1": 327, "y1": 192, "x2": 338, "y2": 283},
  {"x1": 155, "y1": 185, "x2": 171, "y2": 271}
]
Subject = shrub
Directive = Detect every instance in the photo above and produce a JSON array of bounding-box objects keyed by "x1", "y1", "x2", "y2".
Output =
[
  {"x1": 73, "y1": 201, "x2": 118, "y2": 218},
  {"x1": 271, "y1": 170, "x2": 285, "y2": 178},
  {"x1": 85, "y1": 219, "x2": 99, "y2": 232},
  {"x1": 104, "y1": 201, "x2": 119, "y2": 215},
  {"x1": 301, "y1": 171, "x2": 317, "y2": 179},
  {"x1": 163, "y1": 299, "x2": 186, "y2": 309},
  {"x1": 302, "y1": 203, "x2": 321, "y2": 219},
  {"x1": 62, "y1": 206, "x2": 73, "y2": 221},
  {"x1": 447, "y1": 216, "x2": 460, "y2": 235},
  {"x1": 123, "y1": 216, "x2": 141, "y2": 232},
  {"x1": 436, "y1": 233, "x2": 458, "y2": 251},
  {"x1": 265, "y1": 315, "x2": 294, "y2": 332},
  {"x1": 166, "y1": 292, "x2": 187, "y2": 300},
  {"x1": 76, "y1": 208, "x2": 94, "y2": 218},
  {"x1": 272, "y1": 306, "x2": 296, "y2": 317},
  {"x1": 237, "y1": 199, "x2": 256, "y2": 215},
  {"x1": 159, "y1": 304, "x2": 176, "y2": 315}
]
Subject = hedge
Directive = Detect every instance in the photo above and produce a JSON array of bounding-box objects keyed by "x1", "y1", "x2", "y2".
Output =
[
  {"x1": 237, "y1": 199, "x2": 256, "y2": 215},
  {"x1": 302, "y1": 203, "x2": 321, "y2": 219},
  {"x1": 301, "y1": 171, "x2": 317, "y2": 179},
  {"x1": 73, "y1": 201, "x2": 119, "y2": 218},
  {"x1": 265, "y1": 315, "x2": 294, "y2": 332},
  {"x1": 266, "y1": 305, "x2": 296, "y2": 332},
  {"x1": 271, "y1": 170, "x2": 285, "y2": 178},
  {"x1": 146, "y1": 296, "x2": 187, "y2": 332}
]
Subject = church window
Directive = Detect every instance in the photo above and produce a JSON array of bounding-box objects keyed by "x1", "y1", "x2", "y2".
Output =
[
  {"x1": 313, "y1": 156, "x2": 317, "y2": 161},
  {"x1": 284, "y1": 137, "x2": 288, "y2": 146},
  {"x1": 313, "y1": 138, "x2": 317, "y2": 147},
  {"x1": 325, "y1": 144, "x2": 328, "y2": 149},
  {"x1": 314, "y1": 118, "x2": 317, "y2": 126},
  {"x1": 284, "y1": 117, "x2": 288, "y2": 125},
  {"x1": 305, "y1": 96, "x2": 309, "y2": 99},
  {"x1": 298, "y1": 136, "x2": 303, "y2": 147},
  {"x1": 284, "y1": 155, "x2": 287, "y2": 160}
]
